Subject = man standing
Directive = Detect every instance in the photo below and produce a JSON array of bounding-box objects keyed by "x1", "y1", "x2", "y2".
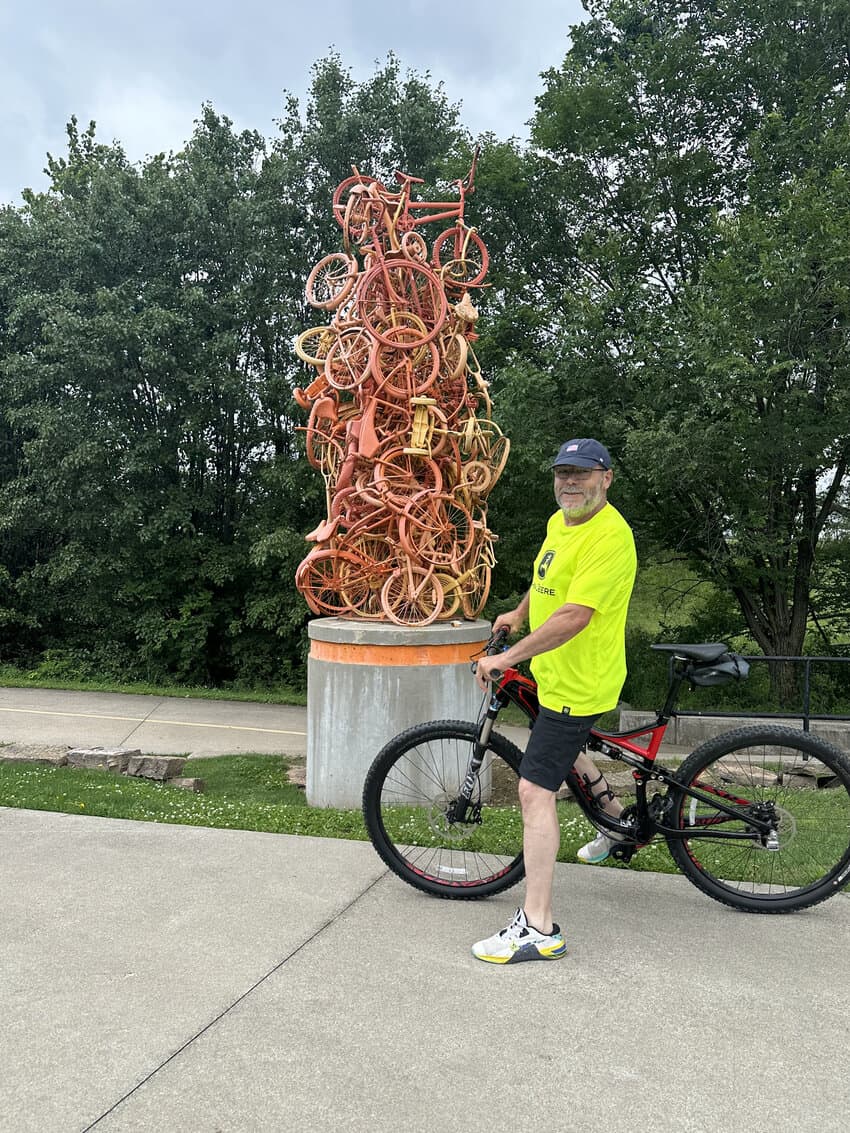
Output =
[{"x1": 471, "y1": 438, "x2": 637, "y2": 964}]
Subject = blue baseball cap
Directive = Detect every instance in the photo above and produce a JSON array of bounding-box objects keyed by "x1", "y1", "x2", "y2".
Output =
[{"x1": 552, "y1": 438, "x2": 611, "y2": 470}]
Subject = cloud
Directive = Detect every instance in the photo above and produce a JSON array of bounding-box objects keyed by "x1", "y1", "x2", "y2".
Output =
[
  {"x1": 84, "y1": 74, "x2": 220, "y2": 163},
  {"x1": 1, "y1": 0, "x2": 585, "y2": 204},
  {"x1": 0, "y1": 65, "x2": 56, "y2": 201}
]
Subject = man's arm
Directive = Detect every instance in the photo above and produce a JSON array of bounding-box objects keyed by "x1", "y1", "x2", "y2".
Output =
[{"x1": 475, "y1": 602, "x2": 594, "y2": 691}]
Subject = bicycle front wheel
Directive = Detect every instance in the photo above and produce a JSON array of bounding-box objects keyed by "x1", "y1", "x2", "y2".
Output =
[
  {"x1": 362, "y1": 720, "x2": 525, "y2": 899},
  {"x1": 666, "y1": 726, "x2": 850, "y2": 913}
]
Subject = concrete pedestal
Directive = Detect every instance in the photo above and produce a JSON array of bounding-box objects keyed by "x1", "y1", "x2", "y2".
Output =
[{"x1": 306, "y1": 618, "x2": 490, "y2": 808}]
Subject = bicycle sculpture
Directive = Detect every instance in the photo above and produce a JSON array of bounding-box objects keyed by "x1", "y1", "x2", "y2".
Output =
[{"x1": 294, "y1": 150, "x2": 509, "y2": 627}]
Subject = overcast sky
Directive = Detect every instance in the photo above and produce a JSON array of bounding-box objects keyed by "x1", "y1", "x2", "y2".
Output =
[{"x1": 1, "y1": 1, "x2": 588, "y2": 205}]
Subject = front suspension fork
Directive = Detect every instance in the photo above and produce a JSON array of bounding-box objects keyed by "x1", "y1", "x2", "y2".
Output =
[{"x1": 446, "y1": 704, "x2": 499, "y2": 824}]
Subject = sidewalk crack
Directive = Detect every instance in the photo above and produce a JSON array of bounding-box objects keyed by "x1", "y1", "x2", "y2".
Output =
[{"x1": 79, "y1": 870, "x2": 387, "y2": 1131}]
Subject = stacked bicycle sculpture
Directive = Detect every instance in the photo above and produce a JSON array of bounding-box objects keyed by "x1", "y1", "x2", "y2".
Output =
[{"x1": 294, "y1": 152, "x2": 509, "y2": 627}]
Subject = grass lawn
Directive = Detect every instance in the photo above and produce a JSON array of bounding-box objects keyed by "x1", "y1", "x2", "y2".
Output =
[
  {"x1": 0, "y1": 755, "x2": 362, "y2": 839},
  {"x1": 0, "y1": 752, "x2": 680, "y2": 871},
  {"x1": 0, "y1": 665, "x2": 307, "y2": 705},
  {"x1": 3, "y1": 755, "x2": 846, "y2": 891}
]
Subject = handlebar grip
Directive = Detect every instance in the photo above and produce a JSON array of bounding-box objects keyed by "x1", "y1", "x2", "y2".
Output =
[{"x1": 485, "y1": 626, "x2": 510, "y2": 655}]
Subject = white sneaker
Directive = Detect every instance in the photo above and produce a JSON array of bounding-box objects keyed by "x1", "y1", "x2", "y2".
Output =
[
  {"x1": 576, "y1": 831, "x2": 623, "y2": 864},
  {"x1": 471, "y1": 907, "x2": 566, "y2": 964}
]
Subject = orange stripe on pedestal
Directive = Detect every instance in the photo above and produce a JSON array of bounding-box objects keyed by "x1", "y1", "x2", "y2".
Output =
[{"x1": 309, "y1": 638, "x2": 487, "y2": 667}]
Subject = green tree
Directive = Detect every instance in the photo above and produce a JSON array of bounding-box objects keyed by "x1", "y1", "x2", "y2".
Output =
[
  {"x1": 0, "y1": 112, "x2": 290, "y2": 682},
  {"x1": 0, "y1": 55, "x2": 476, "y2": 687},
  {"x1": 483, "y1": 0, "x2": 850, "y2": 699}
]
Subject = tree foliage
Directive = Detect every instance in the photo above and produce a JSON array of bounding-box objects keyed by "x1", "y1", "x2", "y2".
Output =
[
  {"x1": 0, "y1": 58, "x2": 469, "y2": 685},
  {"x1": 1, "y1": 12, "x2": 849, "y2": 701},
  {"x1": 483, "y1": 0, "x2": 850, "y2": 696}
]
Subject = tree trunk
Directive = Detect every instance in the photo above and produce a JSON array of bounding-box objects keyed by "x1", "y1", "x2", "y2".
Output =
[{"x1": 731, "y1": 580, "x2": 809, "y2": 708}]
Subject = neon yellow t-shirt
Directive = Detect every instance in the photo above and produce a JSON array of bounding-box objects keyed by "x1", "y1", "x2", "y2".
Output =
[{"x1": 529, "y1": 503, "x2": 636, "y2": 715}]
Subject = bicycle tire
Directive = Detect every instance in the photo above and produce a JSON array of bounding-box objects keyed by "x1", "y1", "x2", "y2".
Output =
[
  {"x1": 332, "y1": 173, "x2": 387, "y2": 226},
  {"x1": 295, "y1": 549, "x2": 371, "y2": 616},
  {"x1": 665, "y1": 725, "x2": 850, "y2": 913},
  {"x1": 305, "y1": 253, "x2": 358, "y2": 310},
  {"x1": 432, "y1": 227, "x2": 489, "y2": 288},
  {"x1": 294, "y1": 325, "x2": 336, "y2": 368},
  {"x1": 379, "y1": 566, "x2": 444, "y2": 627},
  {"x1": 398, "y1": 491, "x2": 475, "y2": 568},
  {"x1": 358, "y1": 261, "x2": 447, "y2": 347},
  {"x1": 362, "y1": 720, "x2": 525, "y2": 899},
  {"x1": 323, "y1": 327, "x2": 373, "y2": 391}
]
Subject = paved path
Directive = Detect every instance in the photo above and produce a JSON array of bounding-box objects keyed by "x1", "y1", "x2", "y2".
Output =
[
  {"x1": 0, "y1": 687, "x2": 309, "y2": 758},
  {"x1": 1, "y1": 808, "x2": 848, "y2": 1132},
  {"x1": 0, "y1": 686, "x2": 691, "y2": 764},
  {"x1": 1, "y1": 687, "x2": 848, "y2": 1131}
]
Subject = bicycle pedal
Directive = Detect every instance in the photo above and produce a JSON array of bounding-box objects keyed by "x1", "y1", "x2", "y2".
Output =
[{"x1": 611, "y1": 843, "x2": 637, "y2": 863}]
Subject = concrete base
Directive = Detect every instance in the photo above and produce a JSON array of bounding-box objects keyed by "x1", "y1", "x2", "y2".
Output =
[{"x1": 306, "y1": 617, "x2": 490, "y2": 807}]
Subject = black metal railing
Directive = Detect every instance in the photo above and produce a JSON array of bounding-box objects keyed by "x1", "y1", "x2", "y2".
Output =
[{"x1": 671, "y1": 654, "x2": 850, "y2": 732}]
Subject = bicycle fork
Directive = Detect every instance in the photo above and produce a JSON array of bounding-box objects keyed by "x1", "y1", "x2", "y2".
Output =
[{"x1": 445, "y1": 704, "x2": 498, "y2": 824}]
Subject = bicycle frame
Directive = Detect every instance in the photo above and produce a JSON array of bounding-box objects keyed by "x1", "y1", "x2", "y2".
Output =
[
  {"x1": 457, "y1": 664, "x2": 777, "y2": 853},
  {"x1": 346, "y1": 148, "x2": 479, "y2": 256}
]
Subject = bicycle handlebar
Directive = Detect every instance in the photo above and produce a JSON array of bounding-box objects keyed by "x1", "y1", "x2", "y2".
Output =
[
  {"x1": 461, "y1": 145, "x2": 480, "y2": 193},
  {"x1": 471, "y1": 625, "x2": 510, "y2": 679},
  {"x1": 486, "y1": 625, "x2": 509, "y2": 655}
]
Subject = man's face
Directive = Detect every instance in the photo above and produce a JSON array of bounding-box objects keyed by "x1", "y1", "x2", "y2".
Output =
[{"x1": 553, "y1": 465, "x2": 612, "y2": 522}]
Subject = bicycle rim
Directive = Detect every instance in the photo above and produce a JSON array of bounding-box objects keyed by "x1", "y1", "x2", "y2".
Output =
[
  {"x1": 362, "y1": 721, "x2": 525, "y2": 899},
  {"x1": 666, "y1": 726, "x2": 850, "y2": 912}
]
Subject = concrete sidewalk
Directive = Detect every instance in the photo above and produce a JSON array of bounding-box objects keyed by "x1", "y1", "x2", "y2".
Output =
[
  {"x1": 2, "y1": 806, "x2": 848, "y2": 1133},
  {"x1": 1, "y1": 688, "x2": 849, "y2": 1131}
]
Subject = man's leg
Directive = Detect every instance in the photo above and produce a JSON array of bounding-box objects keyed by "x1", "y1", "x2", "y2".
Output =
[
  {"x1": 518, "y1": 777, "x2": 560, "y2": 935},
  {"x1": 470, "y1": 709, "x2": 596, "y2": 963},
  {"x1": 573, "y1": 751, "x2": 642, "y2": 864}
]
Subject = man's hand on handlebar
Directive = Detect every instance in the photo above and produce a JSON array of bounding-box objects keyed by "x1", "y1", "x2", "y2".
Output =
[
  {"x1": 491, "y1": 609, "x2": 525, "y2": 638},
  {"x1": 473, "y1": 625, "x2": 510, "y2": 692},
  {"x1": 474, "y1": 653, "x2": 505, "y2": 692}
]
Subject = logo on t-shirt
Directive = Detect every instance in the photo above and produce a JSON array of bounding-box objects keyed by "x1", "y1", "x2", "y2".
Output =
[{"x1": 537, "y1": 550, "x2": 555, "y2": 579}]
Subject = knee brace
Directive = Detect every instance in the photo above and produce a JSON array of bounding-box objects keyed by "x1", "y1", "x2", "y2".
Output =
[{"x1": 581, "y1": 769, "x2": 616, "y2": 807}]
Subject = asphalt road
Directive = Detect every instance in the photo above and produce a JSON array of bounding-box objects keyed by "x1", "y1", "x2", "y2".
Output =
[{"x1": 0, "y1": 686, "x2": 310, "y2": 758}]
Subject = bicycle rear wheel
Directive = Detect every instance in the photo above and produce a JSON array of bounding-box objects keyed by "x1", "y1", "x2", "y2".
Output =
[
  {"x1": 362, "y1": 720, "x2": 525, "y2": 899},
  {"x1": 665, "y1": 725, "x2": 850, "y2": 913}
]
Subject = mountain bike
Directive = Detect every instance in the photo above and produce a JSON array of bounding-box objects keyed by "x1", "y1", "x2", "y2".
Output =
[{"x1": 362, "y1": 631, "x2": 850, "y2": 913}]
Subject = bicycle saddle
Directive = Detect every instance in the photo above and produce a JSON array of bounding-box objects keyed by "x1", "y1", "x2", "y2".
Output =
[{"x1": 651, "y1": 642, "x2": 729, "y2": 663}]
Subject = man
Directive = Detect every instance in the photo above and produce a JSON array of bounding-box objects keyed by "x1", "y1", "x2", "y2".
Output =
[{"x1": 471, "y1": 437, "x2": 637, "y2": 964}]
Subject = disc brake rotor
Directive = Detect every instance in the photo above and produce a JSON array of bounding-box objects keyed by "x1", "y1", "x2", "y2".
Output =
[{"x1": 427, "y1": 794, "x2": 478, "y2": 842}]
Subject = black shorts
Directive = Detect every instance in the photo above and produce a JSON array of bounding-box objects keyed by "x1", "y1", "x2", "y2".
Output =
[{"x1": 520, "y1": 706, "x2": 600, "y2": 792}]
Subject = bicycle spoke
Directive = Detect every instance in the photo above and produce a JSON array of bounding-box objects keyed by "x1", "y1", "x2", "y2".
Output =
[{"x1": 668, "y1": 728, "x2": 850, "y2": 909}]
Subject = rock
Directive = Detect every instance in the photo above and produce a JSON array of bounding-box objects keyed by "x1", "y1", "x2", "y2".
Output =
[
  {"x1": 67, "y1": 747, "x2": 139, "y2": 773},
  {"x1": 125, "y1": 755, "x2": 187, "y2": 781},
  {"x1": 779, "y1": 760, "x2": 825, "y2": 778},
  {"x1": 817, "y1": 775, "x2": 841, "y2": 789},
  {"x1": 0, "y1": 745, "x2": 69, "y2": 766},
  {"x1": 286, "y1": 761, "x2": 306, "y2": 789},
  {"x1": 169, "y1": 777, "x2": 205, "y2": 792},
  {"x1": 778, "y1": 773, "x2": 817, "y2": 790},
  {"x1": 778, "y1": 761, "x2": 838, "y2": 788},
  {"x1": 606, "y1": 771, "x2": 639, "y2": 797},
  {"x1": 714, "y1": 760, "x2": 778, "y2": 786}
]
